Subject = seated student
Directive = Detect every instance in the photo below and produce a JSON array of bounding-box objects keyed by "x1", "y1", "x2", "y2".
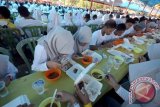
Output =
[
  {"x1": 0, "y1": 54, "x2": 18, "y2": 86},
  {"x1": 0, "y1": 6, "x2": 16, "y2": 28},
  {"x1": 122, "y1": 23, "x2": 145, "y2": 38},
  {"x1": 14, "y1": 6, "x2": 43, "y2": 31},
  {"x1": 73, "y1": 26, "x2": 92, "y2": 54},
  {"x1": 120, "y1": 18, "x2": 135, "y2": 38},
  {"x1": 115, "y1": 14, "x2": 123, "y2": 25},
  {"x1": 47, "y1": 8, "x2": 61, "y2": 32},
  {"x1": 112, "y1": 23, "x2": 127, "y2": 39},
  {"x1": 32, "y1": 26, "x2": 74, "y2": 71},
  {"x1": 84, "y1": 14, "x2": 91, "y2": 24},
  {"x1": 110, "y1": 24, "x2": 127, "y2": 46},
  {"x1": 86, "y1": 14, "x2": 103, "y2": 25},
  {"x1": 90, "y1": 19, "x2": 116, "y2": 50}
]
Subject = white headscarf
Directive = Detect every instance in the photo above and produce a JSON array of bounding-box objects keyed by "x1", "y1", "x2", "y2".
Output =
[
  {"x1": 47, "y1": 8, "x2": 61, "y2": 32},
  {"x1": 73, "y1": 11, "x2": 84, "y2": 27},
  {"x1": 63, "y1": 12, "x2": 73, "y2": 26},
  {"x1": 32, "y1": 9, "x2": 43, "y2": 21},
  {"x1": 39, "y1": 26, "x2": 74, "y2": 62},
  {"x1": 148, "y1": 43, "x2": 160, "y2": 60},
  {"x1": 73, "y1": 26, "x2": 92, "y2": 54}
]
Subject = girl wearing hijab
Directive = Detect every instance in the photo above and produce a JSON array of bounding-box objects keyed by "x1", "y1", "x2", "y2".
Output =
[
  {"x1": 47, "y1": 8, "x2": 61, "y2": 32},
  {"x1": 63, "y1": 12, "x2": 73, "y2": 26},
  {"x1": 32, "y1": 26, "x2": 74, "y2": 71},
  {"x1": 0, "y1": 54, "x2": 18, "y2": 86},
  {"x1": 73, "y1": 26, "x2": 92, "y2": 54}
]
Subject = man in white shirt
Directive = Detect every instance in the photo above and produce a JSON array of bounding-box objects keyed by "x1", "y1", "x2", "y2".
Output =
[
  {"x1": 111, "y1": 23, "x2": 127, "y2": 40},
  {"x1": 90, "y1": 19, "x2": 116, "y2": 50},
  {"x1": 115, "y1": 14, "x2": 123, "y2": 25},
  {"x1": 14, "y1": 6, "x2": 43, "y2": 35}
]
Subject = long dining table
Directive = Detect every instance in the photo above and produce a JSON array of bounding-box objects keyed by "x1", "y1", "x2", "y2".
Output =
[{"x1": 0, "y1": 41, "x2": 150, "y2": 107}]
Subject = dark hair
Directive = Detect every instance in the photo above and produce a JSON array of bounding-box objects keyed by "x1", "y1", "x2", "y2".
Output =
[
  {"x1": 92, "y1": 15, "x2": 97, "y2": 20},
  {"x1": 109, "y1": 14, "x2": 113, "y2": 19},
  {"x1": 0, "y1": 6, "x2": 11, "y2": 19},
  {"x1": 116, "y1": 23, "x2": 126, "y2": 31},
  {"x1": 104, "y1": 20, "x2": 116, "y2": 29},
  {"x1": 84, "y1": 14, "x2": 90, "y2": 21},
  {"x1": 134, "y1": 17, "x2": 139, "y2": 22},
  {"x1": 18, "y1": 6, "x2": 30, "y2": 17},
  {"x1": 126, "y1": 15, "x2": 130, "y2": 19},
  {"x1": 139, "y1": 16, "x2": 147, "y2": 22},
  {"x1": 126, "y1": 18, "x2": 135, "y2": 24},
  {"x1": 116, "y1": 14, "x2": 120, "y2": 18}
]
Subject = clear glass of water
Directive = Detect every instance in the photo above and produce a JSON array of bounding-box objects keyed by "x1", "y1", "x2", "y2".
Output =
[
  {"x1": 32, "y1": 79, "x2": 45, "y2": 95},
  {"x1": 0, "y1": 81, "x2": 9, "y2": 97},
  {"x1": 113, "y1": 58, "x2": 123, "y2": 70}
]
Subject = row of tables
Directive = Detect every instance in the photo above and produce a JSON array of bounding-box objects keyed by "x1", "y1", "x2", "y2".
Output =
[{"x1": 0, "y1": 40, "x2": 149, "y2": 107}]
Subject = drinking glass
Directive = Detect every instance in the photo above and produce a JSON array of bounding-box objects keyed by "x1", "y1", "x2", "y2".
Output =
[
  {"x1": 0, "y1": 81, "x2": 9, "y2": 97},
  {"x1": 32, "y1": 79, "x2": 45, "y2": 95}
]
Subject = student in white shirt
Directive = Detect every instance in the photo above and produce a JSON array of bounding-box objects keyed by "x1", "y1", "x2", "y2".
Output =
[
  {"x1": 15, "y1": 6, "x2": 43, "y2": 35},
  {"x1": 115, "y1": 14, "x2": 123, "y2": 25},
  {"x1": 0, "y1": 54, "x2": 18, "y2": 86},
  {"x1": 86, "y1": 14, "x2": 103, "y2": 25},
  {"x1": 32, "y1": 26, "x2": 74, "y2": 71},
  {"x1": 90, "y1": 19, "x2": 116, "y2": 50},
  {"x1": 112, "y1": 23, "x2": 126, "y2": 39}
]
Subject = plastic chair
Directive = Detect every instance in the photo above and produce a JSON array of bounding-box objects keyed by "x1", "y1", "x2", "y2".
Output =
[
  {"x1": 16, "y1": 37, "x2": 40, "y2": 73},
  {"x1": 22, "y1": 26, "x2": 47, "y2": 38},
  {"x1": 63, "y1": 26, "x2": 78, "y2": 34},
  {"x1": 0, "y1": 28, "x2": 21, "y2": 51},
  {"x1": 88, "y1": 24, "x2": 100, "y2": 32}
]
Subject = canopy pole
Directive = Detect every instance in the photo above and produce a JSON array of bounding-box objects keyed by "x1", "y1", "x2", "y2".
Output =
[
  {"x1": 90, "y1": 0, "x2": 94, "y2": 10},
  {"x1": 155, "y1": 9, "x2": 159, "y2": 16},
  {"x1": 111, "y1": 0, "x2": 115, "y2": 12},
  {"x1": 142, "y1": 4, "x2": 146, "y2": 12},
  {"x1": 149, "y1": 7, "x2": 154, "y2": 16},
  {"x1": 125, "y1": 0, "x2": 132, "y2": 13}
]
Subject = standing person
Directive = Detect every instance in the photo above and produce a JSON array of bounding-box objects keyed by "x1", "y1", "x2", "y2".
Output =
[
  {"x1": 90, "y1": 20, "x2": 116, "y2": 50},
  {"x1": 32, "y1": 26, "x2": 74, "y2": 71}
]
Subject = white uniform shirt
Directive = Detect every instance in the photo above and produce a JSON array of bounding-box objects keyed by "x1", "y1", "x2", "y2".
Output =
[
  {"x1": 32, "y1": 44, "x2": 48, "y2": 71},
  {"x1": 90, "y1": 29, "x2": 115, "y2": 46}
]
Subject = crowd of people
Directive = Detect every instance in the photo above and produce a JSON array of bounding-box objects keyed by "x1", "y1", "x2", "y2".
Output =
[{"x1": 0, "y1": 0, "x2": 160, "y2": 107}]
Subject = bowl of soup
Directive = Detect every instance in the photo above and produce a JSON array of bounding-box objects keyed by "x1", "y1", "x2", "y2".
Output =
[
  {"x1": 81, "y1": 56, "x2": 93, "y2": 65},
  {"x1": 39, "y1": 97, "x2": 61, "y2": 107},
  {"x1": 45, "y1": 68, "x2": 61, "y2": 81},
  {"x1": 90, "y1": 69, "x2": 104, "y2": 81}
]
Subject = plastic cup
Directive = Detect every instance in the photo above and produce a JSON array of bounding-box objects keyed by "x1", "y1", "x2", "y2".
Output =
[
  {"x1": 32, "y1": 79, "x2": 45, "y2": 95},
  {"x1": 0, "y1": 81, "x2": 9, "y2": 97}
]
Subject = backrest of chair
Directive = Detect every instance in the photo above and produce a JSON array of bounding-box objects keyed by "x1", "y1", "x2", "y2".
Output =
[
  {"x1": 16, "y1": 37, "x2": 39, "y2": 73},
  {"x1": 22, "y1": 26, "x2": 47, "y2": 38},
  {"x1": 63, "y1": 26, "x2": 78, "y2": 34},
  {"x1": 0, "y1": 28, "x2": 20, "y2": 51},
  {"x1": 88, "y1": 24, "x2": 101, "y2": 32}
]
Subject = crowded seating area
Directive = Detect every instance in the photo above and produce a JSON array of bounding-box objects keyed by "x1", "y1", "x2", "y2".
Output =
[{"x1": 0, "y1": 0, "x2": 160, "y2": 107}]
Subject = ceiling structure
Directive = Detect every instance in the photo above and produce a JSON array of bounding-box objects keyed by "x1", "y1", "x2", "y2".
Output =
[{"x1": 88, "y1": 0, "x2": 160, "y2": 14}]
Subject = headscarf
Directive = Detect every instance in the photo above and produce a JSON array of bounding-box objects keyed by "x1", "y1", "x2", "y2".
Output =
[
  {"x1": 148, "y1": 43, "x2": 160, "y2": 60},
  {"x1": 0, "y1": 54, "x2": 9, "y2": 79},
  {"x1": 47, "y1": 8, "x2": 61, "y2": 32},
  {"x1": 38, "y1": 26, "x2": 74, "y2": 62},
  {"x1": 63, "y1": 12, "x2": 73, "y2": 26},
  {"x1": 73, "y1": 26, "x2": 92, "y2": 54},
  {"x1": 32, "y1": 9, "x2": 43, "y2": 21}
]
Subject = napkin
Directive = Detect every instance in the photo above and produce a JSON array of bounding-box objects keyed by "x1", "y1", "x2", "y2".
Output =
[
  {"x1": 3, "y1": 95, "x2": 30, "y2": 107},
  {"x1": 133, "y1": 36, "x2": 144, "y2": 44}
]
